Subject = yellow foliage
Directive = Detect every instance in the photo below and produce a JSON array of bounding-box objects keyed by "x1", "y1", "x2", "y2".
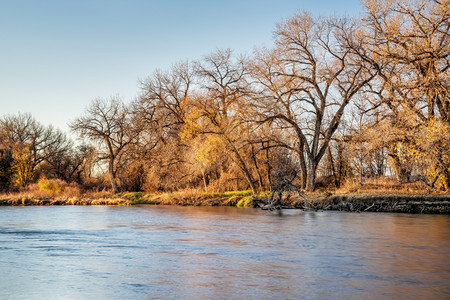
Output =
[
  {"x1": 194, "y1": 135, "x2": 223, "y2": 168},
  {"x1": 425, "y1": 164, "x2": 446, "y2": 190},
  {"x1": 38, "y1": 177, "x2": 62, "y2": 194},
  {"x1": 179, "y1": 106, "x2": 203, "y2": 141},
  {"x1": 12, "y1": 146, "x2": 33, "y2": 187}
]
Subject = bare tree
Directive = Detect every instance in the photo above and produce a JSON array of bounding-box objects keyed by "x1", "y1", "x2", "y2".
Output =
[
  {"x1": 361, "y1": 0, "x2": 449, "y2": 122},
  {"x1": 0, "y1": 112, "x2": 76, "y2": 184},
  {"x1": 350, "y1": 0, "x2": 450, "y2": 188},
  {"x1": 70, "y1": 97, "x2": 141, "y2": 193},
  {"x1": 0, "y1": 145, "x2": 13, "y2": 191},
  {"x1": 190, "y1": 49, "x2": 258, "y2": 194},
  {"x1": 252, "y1": 13, "x2": 375, "y2": 190},
  {"x1": 139, "y1": 61, "x2": 193, "y2": 139},
  {"x1": 40, "y1": 144, "x2": 94, "y2": 183},
  {"x1": 136, "y1": 62, "x2": 195, "y2": 191}
]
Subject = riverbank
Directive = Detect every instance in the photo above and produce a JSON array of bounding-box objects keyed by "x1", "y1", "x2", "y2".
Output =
[
  {"x1": 0, "y1": 190, "x2": 255, "y2": 207},
  {"x1": 1, "y1": 190, "x2": 449, "y2": 213},
  {"x1": 316, "y1": 194, "x2": 450, "y2": 214}
]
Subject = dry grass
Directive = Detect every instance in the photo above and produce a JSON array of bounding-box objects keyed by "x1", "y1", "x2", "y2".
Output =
[
  {"x1": 0, "y1": 179, "x2": 82, "y2": 201},
  {"x1": 2, "y1": 176, "x2": 445, "y2": 208},
  {"x1": 0, "y1": 179, "x2": 130, "y2": 206},
  {"x1": 335, "y1": 177, "x2": 437, "y2": 195},
  {"x1": 121, "y1": 189, "x2": 255, "y2": 207}
]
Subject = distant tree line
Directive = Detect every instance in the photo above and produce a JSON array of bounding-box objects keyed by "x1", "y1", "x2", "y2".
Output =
[{"x1": 1, "y1": 0, "x2": 448, "y2": 193}]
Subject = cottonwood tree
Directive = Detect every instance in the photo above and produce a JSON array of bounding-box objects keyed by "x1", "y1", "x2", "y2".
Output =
[
  {"x1": 351, "y1": 0, "x2": 449, "y2": 188},
  {"x1": 0, "y1": 146, "x2": 13, "y2": 191},
  {"x1": 0, "y1": 113, "x2": 75, "y2": 184},
  {"x1": 40, "y1": 144, "x2": 94, "y2": 183},
  {"x1": 250, "y1": 47, "x2": 309, "y2": 189},
  {"x1": 252, "y1": 13, "x2": 375, "y2": 190},
  {"x1": 139, "y1": 61, "x2": 193, "y2": 138},
  {"x1": 186, "y1": 134, "x2": 224, "y2": 191},
  {"x1": 361, "y1": 0, "x2": 449, "y2": 122},
  {"x1": 187, "y1": 49, "x2": 259, "y2": 194},
  {"x1": 70, "y1": 97, "x2": 142, "y2": 193},
  {"x1": 136, "y1": 62, "x2": 195, "y2": 190}
]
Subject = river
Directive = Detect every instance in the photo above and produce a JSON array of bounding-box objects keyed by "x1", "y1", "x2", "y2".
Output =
[{"x1": 0, "y1": 206, "x2": 448, "y2": 299}]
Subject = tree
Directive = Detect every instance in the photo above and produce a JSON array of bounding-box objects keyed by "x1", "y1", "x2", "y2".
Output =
[
  {"x1": 40, "y1": 144, "x2": 94, "y2": 183},
  {"x1": 0, "y1": 146, "x2": 13, "y2": 192},
  {"x1": 0, "y1": 112, "x2": 76, "y2": 185},
  {"x1": 352, "y1": 0, "x2": 450, "y2": 187},
  {"x1": 252, "y1": 13, "x2": 375, "y2": 190},
  {"x1": 136, "y1": 62, "x2": 194, "y2": 191},
  {"x1": 188, "y1": 49, "x2": 258, "y2": 194},
  {"x1": 361, "y1": 0, "x2": 449, "y2": 122},
  {"x1": 70, "y1": 97, "x2": 142, "y2": 193},
  {"x1": 187, "y1": 135, "x2": 223, "y2": 191},
  {"x1": 11, "y1": 146, "x2": 33, "y2": 187},
  {"x1": 139, "y1": 61, "x2": 193, "y2": 134}
]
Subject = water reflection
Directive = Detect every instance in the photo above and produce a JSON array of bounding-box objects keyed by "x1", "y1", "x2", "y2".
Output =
[{"x1": 0, "y1": 206, "x2": 449, "y2": 299}]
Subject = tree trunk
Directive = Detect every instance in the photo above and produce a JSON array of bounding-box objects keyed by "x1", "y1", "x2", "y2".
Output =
[
  {"x1": 234, "y1": 150, "x2": 257, "y2": 194},
  {"x1": 242, "y1": 166, "x2": 257, "y2": 195},
  {"x1": 390, "y1": 155, "x2": 411, "y2": 183},
  {"x1": 201, "y1": 168, "x2": 208, "y2": 192},
  {"x1": 437, "y1": 151, "x2": 450, "y2": 191},
  {"x1": 251, "y1": 145, "x2": 264, "y2": 190},
  {"x1": 307, "y1": 160, "x2": 317, "y2": 191},
  {"x1": 388, "y1": 144, "x2": 412, "y2": 183},
  {"x1": 327, "y1": 146, "x2": 338, "y2": 187},
  {"x1": 109, "y1": 159, "x2": 119, "y2": 193},
  {"x1": 226, "y1": 138, "x2": 257, "y2": 195},
  {"x1": 265, "y1": 143, "x2": 272, "y2": 191},
  {"x1": 298, "y1": 140, "x2": 307, "y2": 189}
]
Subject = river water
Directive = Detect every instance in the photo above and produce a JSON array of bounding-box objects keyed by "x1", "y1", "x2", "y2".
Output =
[{"x1": 0, "y1": 206, "x2": 448, "y2": 299}]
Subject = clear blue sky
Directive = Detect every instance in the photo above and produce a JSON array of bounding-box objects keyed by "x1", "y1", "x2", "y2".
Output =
[{"x1": 0, "y1": 0, "x2": 363, "y2": 134}]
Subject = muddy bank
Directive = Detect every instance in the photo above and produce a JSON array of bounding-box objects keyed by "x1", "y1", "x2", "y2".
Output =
[
  {"x1": 1, "y1": 193, "x2": 449, "y2": 214},
  {"x1": 0, "y1": 197, "x2": 132, "y2": 206},
  {"x1": 308, "y1": 194, "x2": 450, "y2": 214}
]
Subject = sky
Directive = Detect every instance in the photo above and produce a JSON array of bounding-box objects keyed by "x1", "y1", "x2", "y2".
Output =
[{"x1": 0, "y1": 0, "x2": 363, "y2": 134}]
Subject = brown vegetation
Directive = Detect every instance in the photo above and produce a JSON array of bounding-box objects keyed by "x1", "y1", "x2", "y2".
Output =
[{"x1": 0, "y1": 0, "x2": 448, "y2": 204}]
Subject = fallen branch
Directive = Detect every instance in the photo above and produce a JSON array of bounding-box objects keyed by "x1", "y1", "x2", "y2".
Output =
[{"x1": 363, "y1": 202, "x2": 375, "y2": 212}]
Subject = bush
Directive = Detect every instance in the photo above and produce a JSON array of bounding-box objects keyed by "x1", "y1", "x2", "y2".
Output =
[
  {"x1": 122, "y1": 192, "x2": 143, "y2": 203},
  {"x1": 38, "y1": 177, "x2": 61, "y2": 194},
  {"x1": 236, "y1": 196, "x2": 253, "y2": 208}
]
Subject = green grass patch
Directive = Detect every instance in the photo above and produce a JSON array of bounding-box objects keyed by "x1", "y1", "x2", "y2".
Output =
[
  {"x1": 236, "y1": 196, "x2": 253, "y2": 208},
  {"x1": 224, "y1": 190, "x2": 253, "y2": 197}
]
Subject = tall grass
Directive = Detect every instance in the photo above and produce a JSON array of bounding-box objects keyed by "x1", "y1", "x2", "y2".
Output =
[{"x1": 335, "y1": 177, "x2": 435, "y2": 194}]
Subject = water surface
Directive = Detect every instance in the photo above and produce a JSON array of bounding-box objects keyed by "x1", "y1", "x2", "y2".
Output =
[{"x1": 0, "y1": 206, "x2": 449, "y2": 299}]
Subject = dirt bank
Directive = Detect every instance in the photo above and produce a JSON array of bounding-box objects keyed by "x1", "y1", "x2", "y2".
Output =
[
  {"x1": 1, "y1": 192, "x2": 449, "y2": 214},
  {"x1": 321, "y1": 194, "x2": 450, "y2": 213}
]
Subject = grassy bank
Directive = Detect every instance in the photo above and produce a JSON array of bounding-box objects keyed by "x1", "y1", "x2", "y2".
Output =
[
  {"x1": 0, "y1": 189, "x2": 449, "y2": 213},
  {"x1": 0, "y1": 190, "x2": 256, "y2": 208}
]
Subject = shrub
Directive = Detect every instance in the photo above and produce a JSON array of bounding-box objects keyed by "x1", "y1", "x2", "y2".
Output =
[
  {"x1": 223, "y1": 195, "x2": 239, "y2": 206},
  {"x1": 236, "y1": 196, "x2": 253, "y2": 208},
  {"x1": 38, "y1": 177, "x2": 62, "y2": 194},
  {"x1": 122, "y1": 192, "x2": 143, "y2": 203},
  {"x1": 63, "y1": 182, "x2": 82, "y2": 197}
]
